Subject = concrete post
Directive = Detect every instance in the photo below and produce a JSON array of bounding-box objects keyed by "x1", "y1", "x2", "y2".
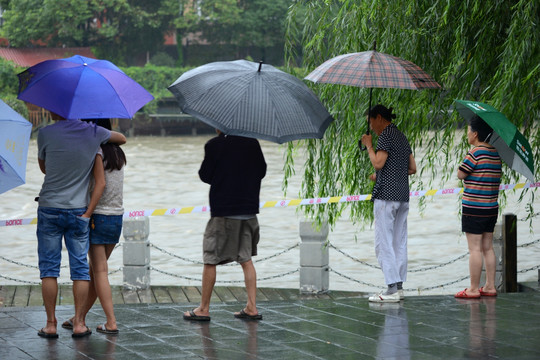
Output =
[
  {"x1": 122, "y1": 217, "x2": 151, "y2": 289},
  {"x1": 481, "y1": 224, "x2": 503, "y2": 290},
  {"x1": 299, "y1": 221, "x2": 329, "y2": 294}
]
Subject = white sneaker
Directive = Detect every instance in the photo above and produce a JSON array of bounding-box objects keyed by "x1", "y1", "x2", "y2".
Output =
[
  {"x1": 398, "y1": 289, "x2": 404, "y2": 300},
  {"x1": 368, "y1": 291, "x2": 401, "y2": 303}
]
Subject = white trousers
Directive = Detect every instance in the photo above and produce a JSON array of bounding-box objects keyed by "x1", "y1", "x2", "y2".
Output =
[{"x1": 374, "y1": 199, "x2": 409, "y2": 285}]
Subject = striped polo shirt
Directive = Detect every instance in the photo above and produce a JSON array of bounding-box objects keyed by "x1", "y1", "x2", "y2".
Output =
[{"x1": 459, "y1": 145, "x2": 502, "y2": 216}]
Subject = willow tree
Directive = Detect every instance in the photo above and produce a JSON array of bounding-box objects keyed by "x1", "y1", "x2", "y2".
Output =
[{"x1": 284, "y1": 0, "x2": 539, "y2": 226}]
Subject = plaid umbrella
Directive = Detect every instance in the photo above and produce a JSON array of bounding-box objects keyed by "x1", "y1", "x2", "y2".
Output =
[
  {"x1": 168, "y1": 60, "x2": 333, "y2": 144},
  {"x1": 305, "y1": 45, "x2": 441, "y2": 148},
  {"x1": 305, "y1": 51, "x2": 441, "y2": 90},
  {"x1": 455, "y1": 100, "x2": 535, "y2": 182}
]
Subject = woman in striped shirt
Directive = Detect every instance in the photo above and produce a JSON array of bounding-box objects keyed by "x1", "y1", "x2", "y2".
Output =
[{"x1": 455, "y1": 115, "x2": 502, "y2": 299}]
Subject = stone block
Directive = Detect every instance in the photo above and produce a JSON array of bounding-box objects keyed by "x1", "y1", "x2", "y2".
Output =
[
  {"x1": 123, "y1": 217, "x2": 150, "y2": 242},
  {"x1": 123, "y1": 265, "x2": 150, "y2": 289},
  {"x1": 123, "y1": 241, "x2": 150, "y2": 266},
  {"x1": 300, "y1": 242, "x2": 329, "y2": 267},
  {"x1": 299, "y1": 221, "x2": 329, "y2": 243},
  {"x1": 300, "y1": 266, "x2": 329, "y2": 294}
]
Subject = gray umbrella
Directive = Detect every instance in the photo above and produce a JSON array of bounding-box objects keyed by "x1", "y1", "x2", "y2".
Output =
[{"x1": 168, "y1": 60, "x2": 333, "y2": 144}]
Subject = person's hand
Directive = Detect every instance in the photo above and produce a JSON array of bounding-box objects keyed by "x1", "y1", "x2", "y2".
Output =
[
  {"x1": 369, "y1": 173, "x2": 376, "y2": 182},
  {"x1": 361, "y1": 134, "x2": 373, "y2": 149},
  {"x1": 80, "y1": 213, "x2": 91, "y2": 219}
]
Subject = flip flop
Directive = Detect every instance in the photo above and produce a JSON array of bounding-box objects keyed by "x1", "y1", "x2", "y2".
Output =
[
  {"x1": 454, "y1": 288, "x2": 481, "y2": 299},
  {"x1": 72, "y1": 326, "x2": 92, "y2": 338},
  {"x1": 234, "y1": 309, "x2": 262, "y2": 320},
  {"x1": 479, "y1": 287, "x2": 497, "y2": 297},
  {"x1": 38, "y1": 329, "x2": 59, "y2": 339},
  {"x1": 183, "y1": 309, "x2": 211, "y2": 322},
  {"x1": 97, "y1": 324, "x2": 119, "y2": 335},
  {"x1": 61, "y1": 319, "x2": 73, "y2": 330}
]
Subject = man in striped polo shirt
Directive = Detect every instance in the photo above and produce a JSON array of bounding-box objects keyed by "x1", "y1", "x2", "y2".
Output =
[{"x1": 455, "y1": 115, "x2": 502, "y2": 299}]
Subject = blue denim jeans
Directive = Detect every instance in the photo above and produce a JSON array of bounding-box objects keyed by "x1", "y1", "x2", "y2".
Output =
[
  {"x1": 90, "y1": 214, "x2": 123, "y2": 245},
  {"x1": 37, "y1": 207, "x2": 91, "y2": 280}
]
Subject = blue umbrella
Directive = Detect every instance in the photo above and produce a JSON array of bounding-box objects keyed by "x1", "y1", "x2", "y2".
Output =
[
  {"x1": 0, "y1": 99, "x2": 32, "y2": 194},
  {"x1": 17, "y1": 55, "x2": 154, "y2": 120}
]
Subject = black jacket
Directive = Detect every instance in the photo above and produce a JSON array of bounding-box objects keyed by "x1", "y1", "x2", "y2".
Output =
[{"x1": 199, "y1": 134, "x2": 266, "y2": 217}]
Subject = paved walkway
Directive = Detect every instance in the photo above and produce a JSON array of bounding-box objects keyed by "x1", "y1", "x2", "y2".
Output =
[{"x1": 1, "y1": 288, "x2": 540, "y2": 359}]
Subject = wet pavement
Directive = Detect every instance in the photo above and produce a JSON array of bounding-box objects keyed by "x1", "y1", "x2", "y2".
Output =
[{"x1": 1, "y1": 290, "x2": 540, "y2": 359}]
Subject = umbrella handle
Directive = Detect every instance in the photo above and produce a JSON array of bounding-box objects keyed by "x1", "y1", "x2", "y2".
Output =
[
  {"x1": 359, "y1": 129, "x2": 369, "y2": 151},
  {"x1": 359, "y1": 87, "x2": 373, "y2": 152}
]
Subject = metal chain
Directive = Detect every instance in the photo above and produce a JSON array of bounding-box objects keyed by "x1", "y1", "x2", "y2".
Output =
[
  {"x1": 329, "y1": 244, "x2": 469, "y2": 273},
  {"x1": 107, "y1": 267, "x2": 123, "y2": 275},
  {"x1": 518, "y1": 264, "x2": 540, "y2": 273},
  {"x1": 0, "y1": 274, "x2": 40, "y2": 284},
  {"x1": 419, "y1": 275, "x2": 470, "y2": 291},
  {"x1": 149, "y1": 243, "x2": 204, "y2": 265},
  {"x1": 0, "y1": 267, "x2": 123, "y2": 286},
  {"x1": 149, "y1": 242, "x2": 299, "y2": 267},
  {"x1": 330, "y1": 268, "x2": 471, "y2": 292},
  {"x1": 150, "y1": 266, "x2": 299, "y2": 283},
  {"x1": 0, "y1": 255, "x2": 68, "y2": 269},
  {"x1": 328, "y1": 244, "x2": 381, "y2": 269},
  {"x1": 329, "y1": 268, "x2": 380, "y2": 288},
  {"x1": 253, "y1": 243, "x2": 299, "y2": 264},
  {"x1": 518, "y1": 238, "x2": 540, "y2": 248},
  {"x1": 408, "y1": 253, "x2": 469, "y2": 273}
]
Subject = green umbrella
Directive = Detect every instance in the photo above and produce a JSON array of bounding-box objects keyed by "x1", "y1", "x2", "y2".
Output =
[{"x1": 454, "y1": 100, "x2": 535, "y2": 182}]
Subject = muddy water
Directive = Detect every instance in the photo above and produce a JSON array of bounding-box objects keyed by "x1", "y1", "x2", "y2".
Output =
[{"x1": 1, "y1": 136, "x2": 538, "y2": 295}]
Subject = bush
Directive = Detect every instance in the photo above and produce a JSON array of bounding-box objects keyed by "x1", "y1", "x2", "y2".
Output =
[{"x1": 150, "y1": 52, "x2": 176, "y2": 67}]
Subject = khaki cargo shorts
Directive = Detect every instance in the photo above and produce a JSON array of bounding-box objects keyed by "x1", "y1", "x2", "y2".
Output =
[{"x1": 202, "y1": 216, "x2": 259, "y2": 265}]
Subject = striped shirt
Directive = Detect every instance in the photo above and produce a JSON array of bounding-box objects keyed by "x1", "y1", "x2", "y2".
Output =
[{"x1": 459, "y1": 145, "x2": 502, "y2": 216}]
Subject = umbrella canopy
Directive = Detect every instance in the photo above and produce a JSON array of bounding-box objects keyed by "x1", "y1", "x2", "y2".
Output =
[
  {"x1": 0, "y1": 99, "x2": 32, "y2": 194},
  {"x1": 455, "y1": 100, "x2": 534, "y2": 182},
  {"x1": 168, "y1": 60, "x2": 333, "y2": 144},
  {"x1": 304, "y1": 47, "x2": 441, "y2": 148},
  {"x1": 305, "y1": 50, "x2": 441, "y2": 90},
  {"x1": 17, "y1": 55, "x2": 154, "y2": 120}
]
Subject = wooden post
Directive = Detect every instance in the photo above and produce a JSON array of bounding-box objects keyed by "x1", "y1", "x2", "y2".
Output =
[{"x1": 502, "y1": 213, "x2": 518, "y2": 293}]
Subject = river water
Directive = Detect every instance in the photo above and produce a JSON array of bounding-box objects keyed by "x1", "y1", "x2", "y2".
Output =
[{"x1": 1, "y1": 135, "x2": 539, "y2": 295}]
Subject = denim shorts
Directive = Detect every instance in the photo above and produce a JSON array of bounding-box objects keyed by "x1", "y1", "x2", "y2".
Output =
[
  {"x1": 37, "y1": 207, "x2": 90, "y2": 280},
  {"x1": 90, "y1": 214, "x2": 123, "y2": 245}
]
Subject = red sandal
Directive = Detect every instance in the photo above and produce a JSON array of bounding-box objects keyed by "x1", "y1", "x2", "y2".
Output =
[
  {"x1": 454, "y1": 288, "x2": 480, "y2": 299},
  {"x1": 479, "y1": 287, "x2": 497, "y2": 297}
]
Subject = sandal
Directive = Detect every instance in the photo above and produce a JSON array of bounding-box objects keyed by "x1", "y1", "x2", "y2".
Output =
[
  {"x1": 454, "y1": 288, "x2": 480, "y2": 299},
  {"x1": 479, "y1": 287, "x2": 497, "y2": 297}
]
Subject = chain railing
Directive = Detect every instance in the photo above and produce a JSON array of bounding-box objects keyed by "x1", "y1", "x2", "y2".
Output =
[
  {"x1": 151, "y1": 266, "x2": 299, "y2": 284},
  {"x1": 329, "y1": 243, "x2": 471, "y2": 273},
  {"x1": 149, "y1": 242, "x2": 299, "y2": 267},
  {"x1": 1, "y1": 234, "x2": 537, "y2": 290}
]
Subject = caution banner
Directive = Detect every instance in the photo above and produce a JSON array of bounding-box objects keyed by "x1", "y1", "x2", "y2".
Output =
[{"x1": 1, "y1": 182, "x2": 538, "y2": 227}]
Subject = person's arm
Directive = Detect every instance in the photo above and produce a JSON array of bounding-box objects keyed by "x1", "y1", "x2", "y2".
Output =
[
  {"x1": 199, "y1": 142, "x2": 216, "y2": 184},
  {"x1": 457, "y1": 169, "x2": 468, "y2": 180},
  {"x1": 108, "y1": 131, "x2": 127, "y2": 145},
  {"x1": 82, "y1": 154, "x2": 105, "y2": 218},
  {"x1": 408, "y1": 153, "x2": 417, "y2": 175},
  {"x1": 38, "y1": 158, "x2": 46, "y2": 174},
  {"x1": 361, "y1": 134, "x2": 388, "y2": 170}
]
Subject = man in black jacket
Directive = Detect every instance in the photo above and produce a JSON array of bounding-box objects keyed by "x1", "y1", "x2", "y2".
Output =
[{"x1": 184, "y1": 131, "x2": 267, "y2": 321}]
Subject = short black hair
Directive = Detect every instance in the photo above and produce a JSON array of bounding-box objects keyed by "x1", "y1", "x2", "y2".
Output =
[
  {"x1": 364, "y1": 104, "x2": 397, "y2": 122},
  {"x1": 469, "y1": 115, "x2": 493, "y2": 142}
]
